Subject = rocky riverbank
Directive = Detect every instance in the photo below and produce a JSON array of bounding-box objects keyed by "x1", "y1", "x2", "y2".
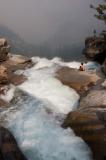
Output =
[
  {"x1": 62, "y1": 33, "x2": 106, "y2": 160},
  {"x1": 0, "y1": 38, "x2": 33, "y2": 160},
  {"x1": 0, "y1": 38, "x2": 33, "y2": 108}
]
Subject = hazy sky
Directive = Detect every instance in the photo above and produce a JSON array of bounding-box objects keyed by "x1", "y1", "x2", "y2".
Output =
[{"x1": 0, "y1": 0, "x2": 105, "y2": 45}]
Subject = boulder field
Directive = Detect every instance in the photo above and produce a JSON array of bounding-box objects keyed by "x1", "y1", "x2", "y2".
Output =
[
  {"x1": 0, "y1": 38, "x2": 33, "y2": 160},
  {"x1": 61, "y1": 32, "x2": 106, "y2": 160},
  {"x1": 0, "y1": 38, "x2": 33, "y2": 108}
]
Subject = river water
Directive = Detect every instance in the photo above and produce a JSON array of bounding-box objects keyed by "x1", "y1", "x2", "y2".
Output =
[{"x1": 0, "y1": 57, "x2": 100, "y2": 160}]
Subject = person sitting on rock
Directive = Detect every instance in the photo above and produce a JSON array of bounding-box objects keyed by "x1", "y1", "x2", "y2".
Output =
[{"x1": 79, "y1": 63, "x2": 85, "y2": 71}]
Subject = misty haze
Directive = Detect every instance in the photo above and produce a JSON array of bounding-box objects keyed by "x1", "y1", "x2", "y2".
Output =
[{"x1": 0, "y1": 0, "x2": 105, "y2": 60}]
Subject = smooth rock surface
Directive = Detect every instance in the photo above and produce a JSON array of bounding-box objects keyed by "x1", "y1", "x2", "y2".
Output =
[{"x1": 56, "y1": 67, "x2": 100, "y2": 95}]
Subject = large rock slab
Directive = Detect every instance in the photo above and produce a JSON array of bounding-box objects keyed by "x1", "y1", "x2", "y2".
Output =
[
  {"x1": 2, "y1": 54, "x2": 33, "y2": 72},
  {"x1": 56, "y1": 67, "x2": 100, "y2": 94},
  {"x1": 0, "y1": 127, "x2": 27, "y2": 160},
  {"x1": 62, "y1": 106, "x2": 106, "y2": 160}
]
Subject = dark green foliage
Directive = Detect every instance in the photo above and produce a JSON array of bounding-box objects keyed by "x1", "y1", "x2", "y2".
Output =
[{"x1": 90, "y1": 0, "x2": 106, "y2": 23}]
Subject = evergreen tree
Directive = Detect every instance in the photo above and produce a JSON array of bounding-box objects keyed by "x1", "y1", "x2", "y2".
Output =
[{"x1": 90, "y1": 0, "x2": 106, "y2": 23}]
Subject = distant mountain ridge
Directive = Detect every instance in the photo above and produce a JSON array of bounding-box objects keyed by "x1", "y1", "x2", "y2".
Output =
[
  {"x1": 0, "y1": 24, "x2": 36, "y2": 56},
  {"x1": 0, "y1": 24, "x2": 83, "y2": 60}
]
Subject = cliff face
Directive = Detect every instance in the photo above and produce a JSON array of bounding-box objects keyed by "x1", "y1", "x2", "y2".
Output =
[{"x1": 83, "y1": 32, "x2": 106, "y2": 65}]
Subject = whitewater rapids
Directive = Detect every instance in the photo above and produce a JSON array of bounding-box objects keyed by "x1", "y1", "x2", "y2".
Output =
[{"x1": 0, "y1": 57, "x2": 99, "y2": 160}]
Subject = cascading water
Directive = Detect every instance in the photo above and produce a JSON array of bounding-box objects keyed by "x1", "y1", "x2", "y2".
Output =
[{"x1": 0, "y1": 57, "x2": 96, "y2": 160}]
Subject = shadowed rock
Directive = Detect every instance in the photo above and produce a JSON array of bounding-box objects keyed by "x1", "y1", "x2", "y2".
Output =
[{"x1": 0, "y1": 127, "x2": 27, "y2": 160}]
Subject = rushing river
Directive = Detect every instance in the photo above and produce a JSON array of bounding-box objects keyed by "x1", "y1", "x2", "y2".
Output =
[{"x1": 0, "y1": 57, "x2": 100, "y2": 160}]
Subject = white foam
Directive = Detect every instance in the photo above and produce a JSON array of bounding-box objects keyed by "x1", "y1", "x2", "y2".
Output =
[
  {"x1": 51, "y1": 58, "x2": 81, "y2": 69},
  {"x1": 84, "y1": 61, "x2": 100, "y2": 71},
  {"x1": 7, "y1": 96, "x2": 92, "y2": 160},
  {"x1": 51, "y1": 57, "x2": 100, "y2": 71},
  {"x1": 19, "y1": 65, "x2": 79, "y2": 115},
  {"x1": 0, "y1": 57, "x2": 94, "y2": 160},
  {"x1": 31, "y1": 57, "x2": 55, "y2": 69},
  {"x1": 31, "y1": 57, "x2": 100, "y2": 71}
]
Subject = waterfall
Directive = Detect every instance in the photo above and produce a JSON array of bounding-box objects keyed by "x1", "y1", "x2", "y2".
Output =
[{"x1": 0, "y1": 57, "x2": 94, "y2": 160}]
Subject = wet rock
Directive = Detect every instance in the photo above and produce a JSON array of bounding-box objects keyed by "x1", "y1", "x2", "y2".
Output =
[
  {"x1": 0, "y1": 54, "x2": 33, "y2": 89},
  {"x1": 0, "y1": 38, "x2": 10, "y2": 61},
  {"x1": 56, "y1": 67, "x2": 100, "y2": 95},
  {"x1": 80, "y1": 90, "x2": 106, "y2": 108},
  {"x1": 10, "y1": 74, "x2": 27, "y2": 86},
  {"x1": 0, "y1": 38, "x2": 33, "y2": 89},
  {"x1": 0, "y1": 126, "x2": 27, "y2": 160},
  {"x1": 62, "y1": 106, "x2": 106, "y2": 160},
  {"x1": 2, "y1": 54, "x2": 33, "y2": 72}
]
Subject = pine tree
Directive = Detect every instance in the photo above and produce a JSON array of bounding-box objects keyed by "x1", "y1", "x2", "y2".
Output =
[{"x1": 90, "y1": 0, "x2": 106, "y2": 23}]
